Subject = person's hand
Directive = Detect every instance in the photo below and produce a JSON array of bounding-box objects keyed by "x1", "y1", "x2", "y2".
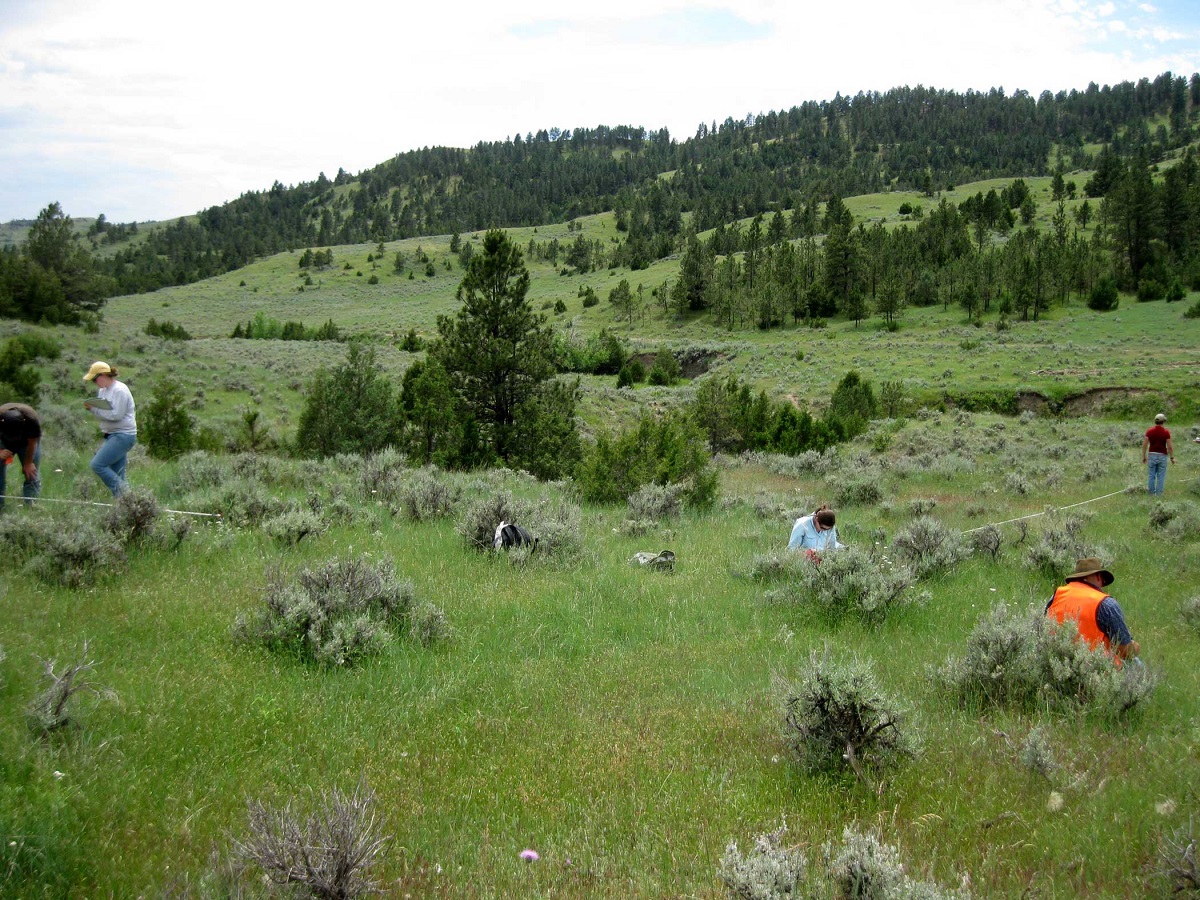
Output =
[
  {"x1": 22, "y1": 460, "x2": 36, "y2": 480},
  {"x1": 83, "y1": 400, "x2": 93, "y2": 409},
  {"x1": 0, "y1": 449, "x2": 11, "y2": 462}
]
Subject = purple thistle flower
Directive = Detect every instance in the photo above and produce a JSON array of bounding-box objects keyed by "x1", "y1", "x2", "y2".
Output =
[{"x1": 519, "y1": 848, "x2": 539, "y2": 862}]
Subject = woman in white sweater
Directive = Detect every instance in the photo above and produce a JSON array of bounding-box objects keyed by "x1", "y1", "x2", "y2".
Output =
[{"x1": 83, "y1": 361, "x2": 137, "y2": 496}]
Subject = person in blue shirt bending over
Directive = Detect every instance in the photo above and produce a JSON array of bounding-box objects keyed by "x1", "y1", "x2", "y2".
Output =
[{"x1": 787, "y1": 505, "x2": 845, "y2": 554}]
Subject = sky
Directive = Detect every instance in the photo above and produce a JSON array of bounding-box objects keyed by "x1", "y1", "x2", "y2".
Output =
[{"x1": 1, "y1": 0, "x2": 1198, "y2": 224}]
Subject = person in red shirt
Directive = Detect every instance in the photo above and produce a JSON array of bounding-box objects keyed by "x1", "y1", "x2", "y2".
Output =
[{"x1": 1142, "y1": 413, "x2": 1174, "y2": 496}]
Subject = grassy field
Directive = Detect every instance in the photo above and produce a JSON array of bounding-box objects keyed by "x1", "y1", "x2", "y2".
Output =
[{"x1": 1, "y1": 218, "x2": 1199, "y2": 896}]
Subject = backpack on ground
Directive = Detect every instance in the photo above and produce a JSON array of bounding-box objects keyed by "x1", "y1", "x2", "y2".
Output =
[{"x1": 493, "y1": 520, "x2": 537, "y2": 551}]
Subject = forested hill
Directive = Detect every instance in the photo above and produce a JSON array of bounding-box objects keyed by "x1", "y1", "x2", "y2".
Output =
[{"x1": 14, "y1": 71, "x2": 1200, "y2": 300}]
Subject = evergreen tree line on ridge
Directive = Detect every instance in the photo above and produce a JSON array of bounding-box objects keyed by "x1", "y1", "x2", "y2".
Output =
[{"x1": 2, "y1": 71, "x2": 1199, "y2": 323}]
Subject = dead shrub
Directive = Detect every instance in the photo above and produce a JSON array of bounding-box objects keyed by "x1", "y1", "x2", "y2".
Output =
[
  {"x1": 234, "y1": 781, "x2": 390, "y2": 900},
  {"x1": 27, "y1": 640, "x2": 115, "y2": 735}
]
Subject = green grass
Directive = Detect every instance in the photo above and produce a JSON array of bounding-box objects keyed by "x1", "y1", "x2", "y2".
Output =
[
  {"x1": 0, "y1": 402, "x2": 1198, "y2": 895},
  {"x1": 1, "y1": 211, "x2": 1200, "y2": 895}
]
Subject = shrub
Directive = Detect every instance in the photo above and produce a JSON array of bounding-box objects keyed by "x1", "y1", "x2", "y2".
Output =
[
  {"x1": 1155, "y1": 816, "x2": 1200, "y2": 896},
  {"x1": 936, "y1": 602, "x2": 1156, "y2": 718},
  {"x1": 720, "y1": 824, "x2": 968, "y2": 900},
  {"x1": 825, "y1": 826, "x2": 906, "y2": 899},
  {"x1": 178, "y1": 477, "x2": 283, "y2": 528},
  {"x1": 577, "y1": 412, "x2": 718, "y2": 509},
  {"x1": 27, "y1": 640, "x2": 113, "y2": 735},
  {"x1": 891, "y1": 516, "x2": 969, "y2": 579},
  {"x1": 262, "y1": 508, "x2": 328, "y2": 547},
  {"x1": 22, "y1": 516, "x2": 126, "y2": 587},
  {"x1": 411, "y1": 602, "x2": 453, "y2": 647},
  {"x1": 647, "y1": 347, "x2": 681, "y2": 386},
  {"x1": 234, "y1": 556, "x2": 433, "y2": 667},
  {"x1": 143, "y1": 318, "x2": 192, "y2": 340},
  {"x1": 767, "y1": 546, "x2": 919, "y2": 624},
  {"x1": 1020, "y1": 726, "x2": 1057, "y2": 781},
  {"x1": 142, "y1": 378, "x2": 196, "y2": 460},
  {"x1": 1150, "y1": 501, "x2": 1200, "y2": 541},
  {"x1": 1181, "y1": 596, "x2": 1200, "y2": 634},
  {"x1": 173, "y1": 451, "x2": 228, "y2": 493},
  {"x1": 103, "y1": 487, "x2": 160, "y2": 543},
  {"x1": 235, "y1": 782, "x2": 390, "y2": 900},
  {"x1": 522, "y1": 496, "x2": 585, "y2": 560},
  {"x1": 833, "y1": 476, "x2": 884, "y2": 507},
  {"x1": 746, "y1": 549, "x2": 807, "y2": 582},
  {"x1": 967, "y1": 525, "x2": 1002, "y2": 562},
  {"x1": 779, "y1": 652, "x2": 917, "y2": 779},
  {"x1": 1087, "y1": 275, "x2": 1120, "y2": 311},
  {"x1": 718, "y1": 824, "x2": 807, "y2": 900},
  {"x1": 359, "y1": 447, "x2": 408, "y2": 503},
  {"x1": 824, "y1": 826, "x2": 968, "y2": 900},
  {"x1": 907, "y1": 497, "x2": 937, "y2": 517},
  {"x1": 1024, "y1": 514, "x2": 1100, "y2": 578},
  {"x1": 455, "y1": 490, "x2": 529, "y2": 552},
  {"x1": 1184, "y1": 298, "x2": 1200, "y2": 319},
  {"x1": 626, "y1": 482, "x2": 685, "y2": 522},
  {"x1": 616, "y1": 359, "x2": 644, "y2": 388},
  {"x1": 398, "y1": 466, "x2": 461, "y2": 521}
]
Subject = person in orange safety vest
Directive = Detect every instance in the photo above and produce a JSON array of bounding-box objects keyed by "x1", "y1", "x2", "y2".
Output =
[{"x1": 1046, "y1": 557, "x2": 1140, "y2": 665}]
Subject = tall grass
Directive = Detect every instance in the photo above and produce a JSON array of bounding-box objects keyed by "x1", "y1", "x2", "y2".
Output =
[{"x1": 0, "y1": 404, "x2": 1196, "y2": 895}]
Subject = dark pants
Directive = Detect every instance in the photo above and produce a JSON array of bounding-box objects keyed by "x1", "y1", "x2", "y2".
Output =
[{"x1": 0, "y1": 442, "x2": 40, "y2": 509}]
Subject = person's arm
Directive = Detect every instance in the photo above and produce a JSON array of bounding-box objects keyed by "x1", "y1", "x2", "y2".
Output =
[
  {"x1": 1142, "y1": 434, "x2": 1149, "y2": 463},
  {"x1": 1115, "y1": 639, "x2": 1140, "y2": 661},
  {"x1": 22, "y1": 435, "x2": 37, "y2": 480},
  {"x1": 1096, "y1": 597, "x2": 1137, "y2": 659},
  {"x1": 91, "y1": 386, "x2": 132, "y2": 422},
  {"x1": 1167, "y1": 435, "x2": 1174, "y2": 463},
  {"x1": 787, "y1": 518, "x2": 816, "y2": 554}
]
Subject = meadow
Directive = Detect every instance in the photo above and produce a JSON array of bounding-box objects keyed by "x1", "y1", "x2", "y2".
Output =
[{"x1": 0, "y1": 212, "x2": 1199, "y2": 897}]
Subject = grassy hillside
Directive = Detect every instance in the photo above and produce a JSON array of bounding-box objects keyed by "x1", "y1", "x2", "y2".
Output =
[{"x1": 1, "y1": 208, "x2": 1199, "y2": 896}]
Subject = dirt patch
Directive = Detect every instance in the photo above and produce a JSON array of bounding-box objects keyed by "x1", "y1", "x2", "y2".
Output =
[
  {"x1": 1062, "y1": 387, "x2": 1155, "y2": 416},
  {"x1": 1017, "y1": 387, "x2": 1158, "y2": 416},
  {"x1": 631, "y1": 348, "x2": 726, "y2": 380},
  {"x1": 1016, "y1": 391, "x2": 1048, "y2": 413}
]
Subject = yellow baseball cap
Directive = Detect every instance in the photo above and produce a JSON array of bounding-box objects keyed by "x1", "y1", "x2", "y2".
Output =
[{"x1": 83, "y1": 361, "x2": 112, "y2": 382}]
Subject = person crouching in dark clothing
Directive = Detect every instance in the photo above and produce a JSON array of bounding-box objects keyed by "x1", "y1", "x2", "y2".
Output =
[{"x1": 0, "y1": 403, "x2": 41, "y2": 510}]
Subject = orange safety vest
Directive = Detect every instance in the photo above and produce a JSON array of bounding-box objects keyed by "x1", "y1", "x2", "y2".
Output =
[{"x1": 1046, "y1": 580, "x2": 1111, "y2": 653}]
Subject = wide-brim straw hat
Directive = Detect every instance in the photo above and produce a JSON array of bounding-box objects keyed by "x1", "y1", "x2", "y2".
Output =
[{"x1": 1064, "y1": 556, "x2": 1114, "y2": 586}]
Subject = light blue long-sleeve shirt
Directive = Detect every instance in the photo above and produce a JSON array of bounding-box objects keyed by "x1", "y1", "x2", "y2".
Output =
[{"x1": 787, "y1": 514, "x2": 844, "y2": 552}]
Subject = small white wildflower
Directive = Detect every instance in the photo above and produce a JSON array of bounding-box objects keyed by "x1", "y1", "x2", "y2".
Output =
[
  {"x1": 52, "y1": 770, "x2": 64, "y2": 780},
  {"x1": 1046, "y1": 791, "x2": 1064, "y2": 812}
]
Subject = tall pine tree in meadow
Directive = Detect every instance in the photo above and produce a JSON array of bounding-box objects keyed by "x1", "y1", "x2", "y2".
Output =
[{"x1": 432, "y1": 229, "x2": 578, "y2": 477}]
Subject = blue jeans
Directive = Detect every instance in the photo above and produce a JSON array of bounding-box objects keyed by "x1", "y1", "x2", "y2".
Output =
[
  {"x1": 1147, "y1": 452, "x2": 1168, "y2": 495},
  {"x1": 0, "y1": 442, "x2": 40, "y2": 509},
  {"x1": 91, "y1": 432, "x2": 136, "y2": 496}
]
